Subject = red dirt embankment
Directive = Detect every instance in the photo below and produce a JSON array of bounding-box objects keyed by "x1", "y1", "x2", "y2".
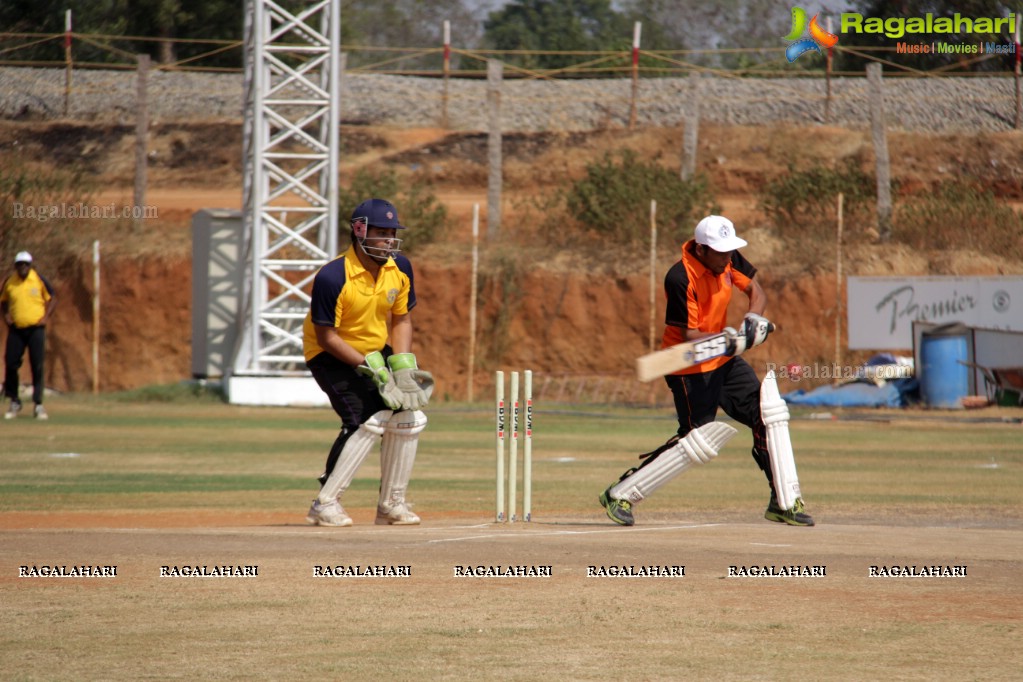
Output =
[
  {"x1": 3, "y1": 122, "x2": 1020, "y2": 398},
  {"x1": 33, "y1": 256, "x2": 855, "y2": 398}
]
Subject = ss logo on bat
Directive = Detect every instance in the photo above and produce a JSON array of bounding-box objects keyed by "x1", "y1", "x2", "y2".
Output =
[{"x1": 693, "y1": 335, "x2": 726, "y2": 363}]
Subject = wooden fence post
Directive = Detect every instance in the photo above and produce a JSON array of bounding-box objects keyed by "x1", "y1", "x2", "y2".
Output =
[
  {"x1": 629, "y1": 22, "x2": 641, "y2": 129},
  {"x1": 867, "y1": 63, "x2": 892, "y2": 242},
  {"x1": 681, "y1": 71, "x2": 700, "y2": 180},
  {"x1": 442, "y1": 20, "x2": 451, "y2": 129},
  {"x1": 1015, "y1": 22, "x2": 1021, "y2": 130},
  {"x1": 134, "y1": 54, "x2": 150, "y2": 227},
  {"x1": 648, "y1": 200, "x2": 658, "y2": 352},
  {"x1": 63, "y1": 10, "x2": 72, "y2": 117},
  {"x1": 487, "y1": 59, "x2": 503, "y2": 240}
]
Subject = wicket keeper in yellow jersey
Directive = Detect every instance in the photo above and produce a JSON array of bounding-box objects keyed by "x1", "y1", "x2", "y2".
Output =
[{"x1": 302, "y1": 198, "x2": 434, "y2": 527}]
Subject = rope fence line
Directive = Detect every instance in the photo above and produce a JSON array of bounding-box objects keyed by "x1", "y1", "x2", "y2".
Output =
[
  {"x1": 1, "y1": 28, "x2": 1019, "y2": 132},
  {"x1": 0, "y1": 31, "x2": 1019, "y2": 78},
  {"x1": 1, "y1": 68, "x2": 1017, "y2": 135}
]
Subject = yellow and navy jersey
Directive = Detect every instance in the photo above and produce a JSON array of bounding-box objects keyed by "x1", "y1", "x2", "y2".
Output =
[
  {"x1": 302, "y1": 245, "x2": 416, "y2": 362},
  {"x1": 662, "y1": 239, "x2": 757, "y2": 375},
  {"x1": 0, "y1": 268, "x2": 54, "y2": 328}
]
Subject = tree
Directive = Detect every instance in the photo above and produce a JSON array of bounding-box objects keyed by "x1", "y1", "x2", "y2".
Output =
[
  {"x1": 483, "y1": 0, "x2": 633, "y2": 72},
  {"x1": 0, "y1": 0, "x2": 243, "y2": 66},
  {"x1": 0, "y1": 1, "x2": 131, "y2": 64},
  {"x1": 340, "y1": 0, "x2": 483, "y2": 71},
  {"x1": 617, "y1": 0, "x2": 795, "y2": 70},
  {"x1": 0, "y1": 0, "x2": 483, "y2": 70}
]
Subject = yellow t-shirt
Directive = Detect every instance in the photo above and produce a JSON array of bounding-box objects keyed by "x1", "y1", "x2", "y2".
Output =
[
  {"x1": 302, "y1": 246, "x2": 415, "y2": 361},
  {"x1": 0, "y1": 268, "x2": 54, "y2": 328}
]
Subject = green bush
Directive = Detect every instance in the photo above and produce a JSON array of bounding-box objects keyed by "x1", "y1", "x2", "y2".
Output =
[
  {"x1": 895, "y1": 179, "x2": 1023, "y2": 259},
  {"x1": 338, "y1": 168, "x2": 446, "y2": 253},
  {"x1": 0, "y1": 157, "x2": 96, "y2": 261},
  {"x1": 565, "y1": 150, "x2": 719, "y2": 245},
  {"x1": 757, "y1": 159, "x2": 875, "y2": 237}
]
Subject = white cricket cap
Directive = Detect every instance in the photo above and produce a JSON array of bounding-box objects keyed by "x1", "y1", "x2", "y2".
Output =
[
  {"x1": 14, "y1": 251, "x2": 32, "y2": 264},
  {"x1": 694, "y1": 216, "x2": 747, "y2": 253}
]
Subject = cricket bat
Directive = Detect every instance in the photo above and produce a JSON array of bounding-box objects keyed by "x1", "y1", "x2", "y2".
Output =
[{"x1": 636, "y1": 323, "x2": 775, "y2": 382}]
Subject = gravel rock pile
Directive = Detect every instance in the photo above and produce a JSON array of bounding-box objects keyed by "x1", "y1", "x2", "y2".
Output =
[{"x1": 1, "y1": 67, "x2": 1018, "y2": 133}]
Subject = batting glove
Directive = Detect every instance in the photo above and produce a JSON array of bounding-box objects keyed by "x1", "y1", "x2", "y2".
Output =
[
  {"x1": 724, "y1": 314, "x2": 774, "y2": 358},
  {"x1": 387, "y1": 353, "x2": 435, "y2": 411},
  {"x1": 723, "y1": 326, "x2": 743, "y2": 357},
  {"x1": 357, "y1": 351, "x2": 403, "y2": 410},
  {"x1": 741, "y1": 313, "x2": 774, "y2": 350}
]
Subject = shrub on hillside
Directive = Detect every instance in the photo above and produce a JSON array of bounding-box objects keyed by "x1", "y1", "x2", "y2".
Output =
[
  {"x1": 0, "y1": 158, "x2": 96, "y2": 261},
  {"x1": 338, "y1": 168, "x2": 446, "y2": 253},
  {"x1": 895, "y1": 179, "x2": 1023, "y2": 260},
  {"x1": 757, "y1": 159, "x2": 876, "y2": 238},
  {"x1": 564, "y1": 150, "x2": 719, "y2": 246},
  {"x1": 755, "y1": 159, "x2": 879, "y2": 273}
]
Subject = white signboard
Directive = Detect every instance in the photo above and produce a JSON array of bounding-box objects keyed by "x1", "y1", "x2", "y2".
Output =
[{"x1": 847, "y1": 276, "x2": 1023, "y2": 349}]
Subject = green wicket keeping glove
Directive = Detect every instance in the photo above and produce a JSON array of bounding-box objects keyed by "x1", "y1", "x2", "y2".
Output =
[
  {"x1": 357, "y1": 351, "x2": 403, "y2": 410},
  {"x1": 387, "y1": 353, "x2": 435, "y2": 411}
]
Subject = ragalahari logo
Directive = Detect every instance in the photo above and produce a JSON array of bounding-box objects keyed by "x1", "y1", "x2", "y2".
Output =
[{"x1": 784, "y1": 7, "x2": 839, "y2": 62}]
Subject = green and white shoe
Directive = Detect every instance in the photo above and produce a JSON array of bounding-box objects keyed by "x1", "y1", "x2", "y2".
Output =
[
  {"x1": 765, "y1": 495, "x2": 815, "y2": 526},
  {"x1": 599, "y1": 487, "x2": 635, "y2": 526}
]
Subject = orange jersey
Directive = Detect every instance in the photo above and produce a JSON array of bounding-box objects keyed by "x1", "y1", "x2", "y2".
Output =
[{"x1": 661, "y1": 240, "x2": 757, "y2": 374}]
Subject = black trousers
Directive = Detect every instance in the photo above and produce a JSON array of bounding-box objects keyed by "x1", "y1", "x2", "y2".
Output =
[
  {"x1": 4, "y1": 325, "x2": 46, "y2": 405},
  {"x1": 306, "y1": 349, "x2": 391, "y2": 481},
  {"x1": 664, "y1": 356, "x2": 773, "y2": 488}
]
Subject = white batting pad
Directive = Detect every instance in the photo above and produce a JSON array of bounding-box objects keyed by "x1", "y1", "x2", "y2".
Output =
[
  {"x1": 379, "y1": 410, "x2": 428, "y2": 507},
  {"x1": 318, "y1": 410, "x2": 391, "y2": 504},
  {"x1": 761, "y1": 370, "x2": 801, "y2": 510},
  {"x1": 610, "y1": 421, "x2": 738, "y2": 504}
]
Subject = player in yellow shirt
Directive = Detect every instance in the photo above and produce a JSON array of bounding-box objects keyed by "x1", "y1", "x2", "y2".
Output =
[
  {"x1": 2, "y1": 252, "x2": 57, "y2": 420},
  {"x1": 303, "y1": 199, "x2": 434, "y2": 527}
]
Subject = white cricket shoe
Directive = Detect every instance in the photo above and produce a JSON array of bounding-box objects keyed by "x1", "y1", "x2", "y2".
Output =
[
  {"x1": 34, "y1": 404, "x2": 48, "y2": 420},
  {"x1": 375, "y1": 500, "x2": 420, "y2": 525},
  {"x1": 5, "y1": 401, "x2": 21, "y2": 420},
  {"x1": 305, "y1": 499, "x2": 353, "y2": 527}
]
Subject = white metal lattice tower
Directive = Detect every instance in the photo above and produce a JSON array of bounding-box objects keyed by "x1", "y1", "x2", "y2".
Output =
[{"x1": 234, "y1": 0, "x2": 340, "y2": 385}]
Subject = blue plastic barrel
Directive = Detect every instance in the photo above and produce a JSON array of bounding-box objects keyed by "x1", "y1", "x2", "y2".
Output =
[{"x1": 920, "y1": 324, "x2": 970, "y2": 409}]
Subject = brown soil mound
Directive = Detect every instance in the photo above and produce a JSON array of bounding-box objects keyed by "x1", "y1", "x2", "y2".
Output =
[{"x1": 2, "y1": 121, "x2": 1020, "y2": 397}]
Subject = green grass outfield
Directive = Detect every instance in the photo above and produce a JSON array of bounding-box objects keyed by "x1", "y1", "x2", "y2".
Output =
[
  {"x1": 2, "y1": 393, "x2": 1022, "y2": 681},
  {"x1": 2, "y1": 393, "x2": 1020, "y2": 522}
]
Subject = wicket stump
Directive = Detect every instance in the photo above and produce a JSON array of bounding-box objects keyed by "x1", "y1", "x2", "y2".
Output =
[{"x1": 495, "y1": 370, "x2": 533, "y2": 522}]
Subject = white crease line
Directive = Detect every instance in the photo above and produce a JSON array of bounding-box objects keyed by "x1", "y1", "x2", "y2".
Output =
[
  {"x1": 427, "y1": 523, "x2": 722, "y2": 544},
  {"x1": 5, "y1": 522, "x2": 725, "y2": 542},
  {"x1": 2, "y1": 523, "x2": 498, "y2": 538}
]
